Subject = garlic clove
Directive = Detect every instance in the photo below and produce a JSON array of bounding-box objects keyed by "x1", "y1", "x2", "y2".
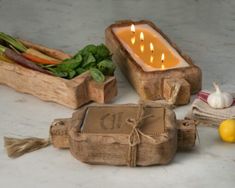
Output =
[
  {"x1": 222, "y1": 93, "x2": 233, "y2": 107},
  {"x1": 207, "y1": 82, "x2": 233, "y2": 109}
]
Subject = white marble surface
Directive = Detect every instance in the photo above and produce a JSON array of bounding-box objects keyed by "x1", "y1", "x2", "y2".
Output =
[{"x1": 0, "y1": 0, "x2": 235, "y2": 187}]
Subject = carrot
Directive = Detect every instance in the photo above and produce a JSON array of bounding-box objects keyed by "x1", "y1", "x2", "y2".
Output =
[
  {"x1": 22, "y1": 48, "x2": 61, "y2": 65},
  {"x1": 22, "y1": 53, "x2": 59, "y2": 65},
  {"x1": 0, "y1": 53, "x2": 15, "y2": 64},
  {"x1": 25, "y1": 48, "x2": 60, "y2": 62},
  {"x1": 0, "y1": 45, "x2": 53, "y2": 75},
  {"x1": 18, "y1": 39, "x2": 72, "y2": 60}
]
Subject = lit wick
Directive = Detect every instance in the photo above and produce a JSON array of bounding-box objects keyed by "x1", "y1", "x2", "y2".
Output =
[
  {"x1": 149, "y1": 42, "x2": 154, "y2": 62},
  {"x1": 140, "y1": 32, "x2": 144, "y2": 41},
  {"x1": 130, "y1": 24, "x2": 136, "y2": 45},
  {"x1": 140, "y1": 32, "x2": 144, "y2": 52},
  {"x1": 161, "y1": 53, "x2": 165, "y2": 69},
  {"x1": 150, "y1": 42, "x2": 154, "y2": 53},
  {"x1": 131, "y1": 24, "x2": 135, "y2": 34}
]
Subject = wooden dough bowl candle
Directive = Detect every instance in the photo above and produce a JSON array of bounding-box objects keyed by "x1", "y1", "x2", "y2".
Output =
[
  {"x1": 0, "y1": 40, "x2": 117, "y2": 109},
  {"x1": 50, "y1": 103, "x2": 197, "y2": 167},
  {"x1": 105, "y1": 20, "x2": 202, "y2": 105}
]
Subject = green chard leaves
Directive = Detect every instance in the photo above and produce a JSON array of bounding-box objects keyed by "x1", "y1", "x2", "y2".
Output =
[
  {"x1": 44, "y1": 44, "x2": 115, "y2": 82},
  {"x1": 98, "y1": 59, "x2": 116, "y2": 76},
  {"x1": 90, "y1": 68, "x2": 105, "y2": 83}
]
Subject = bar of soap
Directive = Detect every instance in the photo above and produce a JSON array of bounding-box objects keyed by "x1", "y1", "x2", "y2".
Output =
[{"x1": 81, "y1": 106, "x2": 165, "y2": 135}]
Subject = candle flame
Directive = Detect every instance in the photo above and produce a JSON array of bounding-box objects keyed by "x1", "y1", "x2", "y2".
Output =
[
  {"x1": 140, "y1": 32, "x2": 144, "y2": 41},
  {"x1": 140, "y1": 44, "x2": 144, "y2": 53},
  {"x1": 131, "y1": 24, "x2": 135, "y2": 33},
  {"x1": 161, "y1": 53, "x2": 165, "y2": 62},
  {"x1": 131, "y1": 36, "x2": 135, "y2": 45},
  {"x1": 150, "y1": 42, "x2": 154, "y2": 52}
]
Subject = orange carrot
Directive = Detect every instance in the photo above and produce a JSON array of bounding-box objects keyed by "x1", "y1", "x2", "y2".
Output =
[
  {"x1": 19, "y1": 39, "x2": 71, "y2": 60},
  {"x1": 22, "y1": 53, "x2": 59, "y2": 65},
  {"x1": 1, "y1": 46, "x2": 53, "y2": 75},
  {"x1": 25, "y1": 48, "x2": 60, "y2": 62},
  {"x1": 22, "y1": 48, "x2": 61, "y2": 65}
]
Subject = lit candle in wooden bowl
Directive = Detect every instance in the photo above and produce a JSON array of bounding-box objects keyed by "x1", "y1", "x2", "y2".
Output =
[
  {"x1": 105, "y1": 20, "x2": 202, "y2": 105},
  {"x1": 113, "y1": 24, "x2": 189, "y2": 71}
]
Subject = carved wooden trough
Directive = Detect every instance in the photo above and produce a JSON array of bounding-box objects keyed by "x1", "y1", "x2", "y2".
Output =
[
  {"x1": 105, "y1": 20, "x2": 202, "y2": 105},
  {"x1": 50, "y1": 103, "x2": 197, "y2": 167},
  {"x1": 0, "y1": 40, "x2": 117, "y2": 109}
]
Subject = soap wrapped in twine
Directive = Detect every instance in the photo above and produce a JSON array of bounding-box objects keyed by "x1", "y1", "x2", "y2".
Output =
[
  {"x1": 4, "y1": 103, "x2": 161, "y2": 162},
  {"x1": 126, "y1": 103, "x2": 159, "y2": 167}
]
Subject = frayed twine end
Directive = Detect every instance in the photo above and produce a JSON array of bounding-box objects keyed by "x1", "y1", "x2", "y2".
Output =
[{"x1": 4, "y1": 137, "x2": 50, "y2": 158}]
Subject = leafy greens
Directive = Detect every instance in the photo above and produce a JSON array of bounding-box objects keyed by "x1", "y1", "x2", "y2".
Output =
[{"x1": 45, "y1": 44, "x2": 115, "y2": 82}]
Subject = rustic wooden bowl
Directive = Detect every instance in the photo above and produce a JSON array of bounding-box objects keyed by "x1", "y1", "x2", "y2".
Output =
[
  {"x1": 105, "y1": 20, "x2": 202, "y2": 105},
  {"x1": 0, "y1": 41, "x2": 117, "y2": 109}
]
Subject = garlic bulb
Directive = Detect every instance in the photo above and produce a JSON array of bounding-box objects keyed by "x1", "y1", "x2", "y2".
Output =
[{"x1": 207, "y1": 82, "x2": 233, "y2": 109}]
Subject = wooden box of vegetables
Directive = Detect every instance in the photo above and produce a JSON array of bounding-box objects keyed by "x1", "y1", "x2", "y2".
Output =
[{"x1": 0, "y1": 33, "x2": 117, "y2": 109}]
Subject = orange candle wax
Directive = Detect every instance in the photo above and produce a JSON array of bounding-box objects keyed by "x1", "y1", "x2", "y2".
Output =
[{"x1": 113, "y1": 24, "x2": 189, "y2": 71}]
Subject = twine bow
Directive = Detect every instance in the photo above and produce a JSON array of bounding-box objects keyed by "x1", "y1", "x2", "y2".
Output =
[{"x1": 126, "y1": 103, "x2": 157, "y2": 167}]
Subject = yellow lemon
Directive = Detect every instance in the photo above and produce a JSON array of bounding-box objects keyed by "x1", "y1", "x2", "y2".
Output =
[{"x1": 219, "y1": 119, "x2": 235, "y2": 143}]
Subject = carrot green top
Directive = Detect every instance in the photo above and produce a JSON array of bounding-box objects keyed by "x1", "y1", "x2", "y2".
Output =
[
  {"x1": 0, "y1": 44, "x2": 6, "y2": 53},
  {"x1": 0, "y1": 32, "x2": 27, "y2": 52}
]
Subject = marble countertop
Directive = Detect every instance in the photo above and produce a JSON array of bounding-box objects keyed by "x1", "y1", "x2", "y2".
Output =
[{"x1": 0, "y1": 0, "x2": 235, "y2": 187}]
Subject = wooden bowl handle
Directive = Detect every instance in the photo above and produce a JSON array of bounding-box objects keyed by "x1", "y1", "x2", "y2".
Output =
[
  {"x1": 87, "y1": 76, "x2": 117, "y2": 104},
  {"x1": 177, "y1": 119, "x2": 197, "y2": 150},
  {"x1": 163, "y1": 78, "x2": 191, "y2": 105},
  {"x1": 50, "y1": 118, "x2": 71, "y2": 149}
]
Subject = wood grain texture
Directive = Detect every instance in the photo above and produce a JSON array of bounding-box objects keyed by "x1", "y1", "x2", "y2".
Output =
[
  {"x1": 105, "y1": 20, "x2": 202, "y2": 104},
  {"x1": 0, "y1": 42, "x2": 117, "y2": 109}
]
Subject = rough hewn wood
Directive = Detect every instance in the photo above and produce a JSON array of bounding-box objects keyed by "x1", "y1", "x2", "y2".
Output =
[
  {"x1": 50, "y1": 118, "x2": 71, "y2": 149},
  {"x1": 50, "y1": 104, "x2": 197, "y2": 166},
  {"x1": 163, "y1": 78, "x2": 191, "y2": 105},
  {"x1": 0, "y1": 54, "x2": 117, "y2": 109},
  {"x1": 105, "y1": 20, "x2": 201, "y2": 104},
  {"x1": 177, "y1": 119, "x2": 197, "y2": 150},
  {"x1": 50, "y1": 106, "x2": 88, "y2": 148}
]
